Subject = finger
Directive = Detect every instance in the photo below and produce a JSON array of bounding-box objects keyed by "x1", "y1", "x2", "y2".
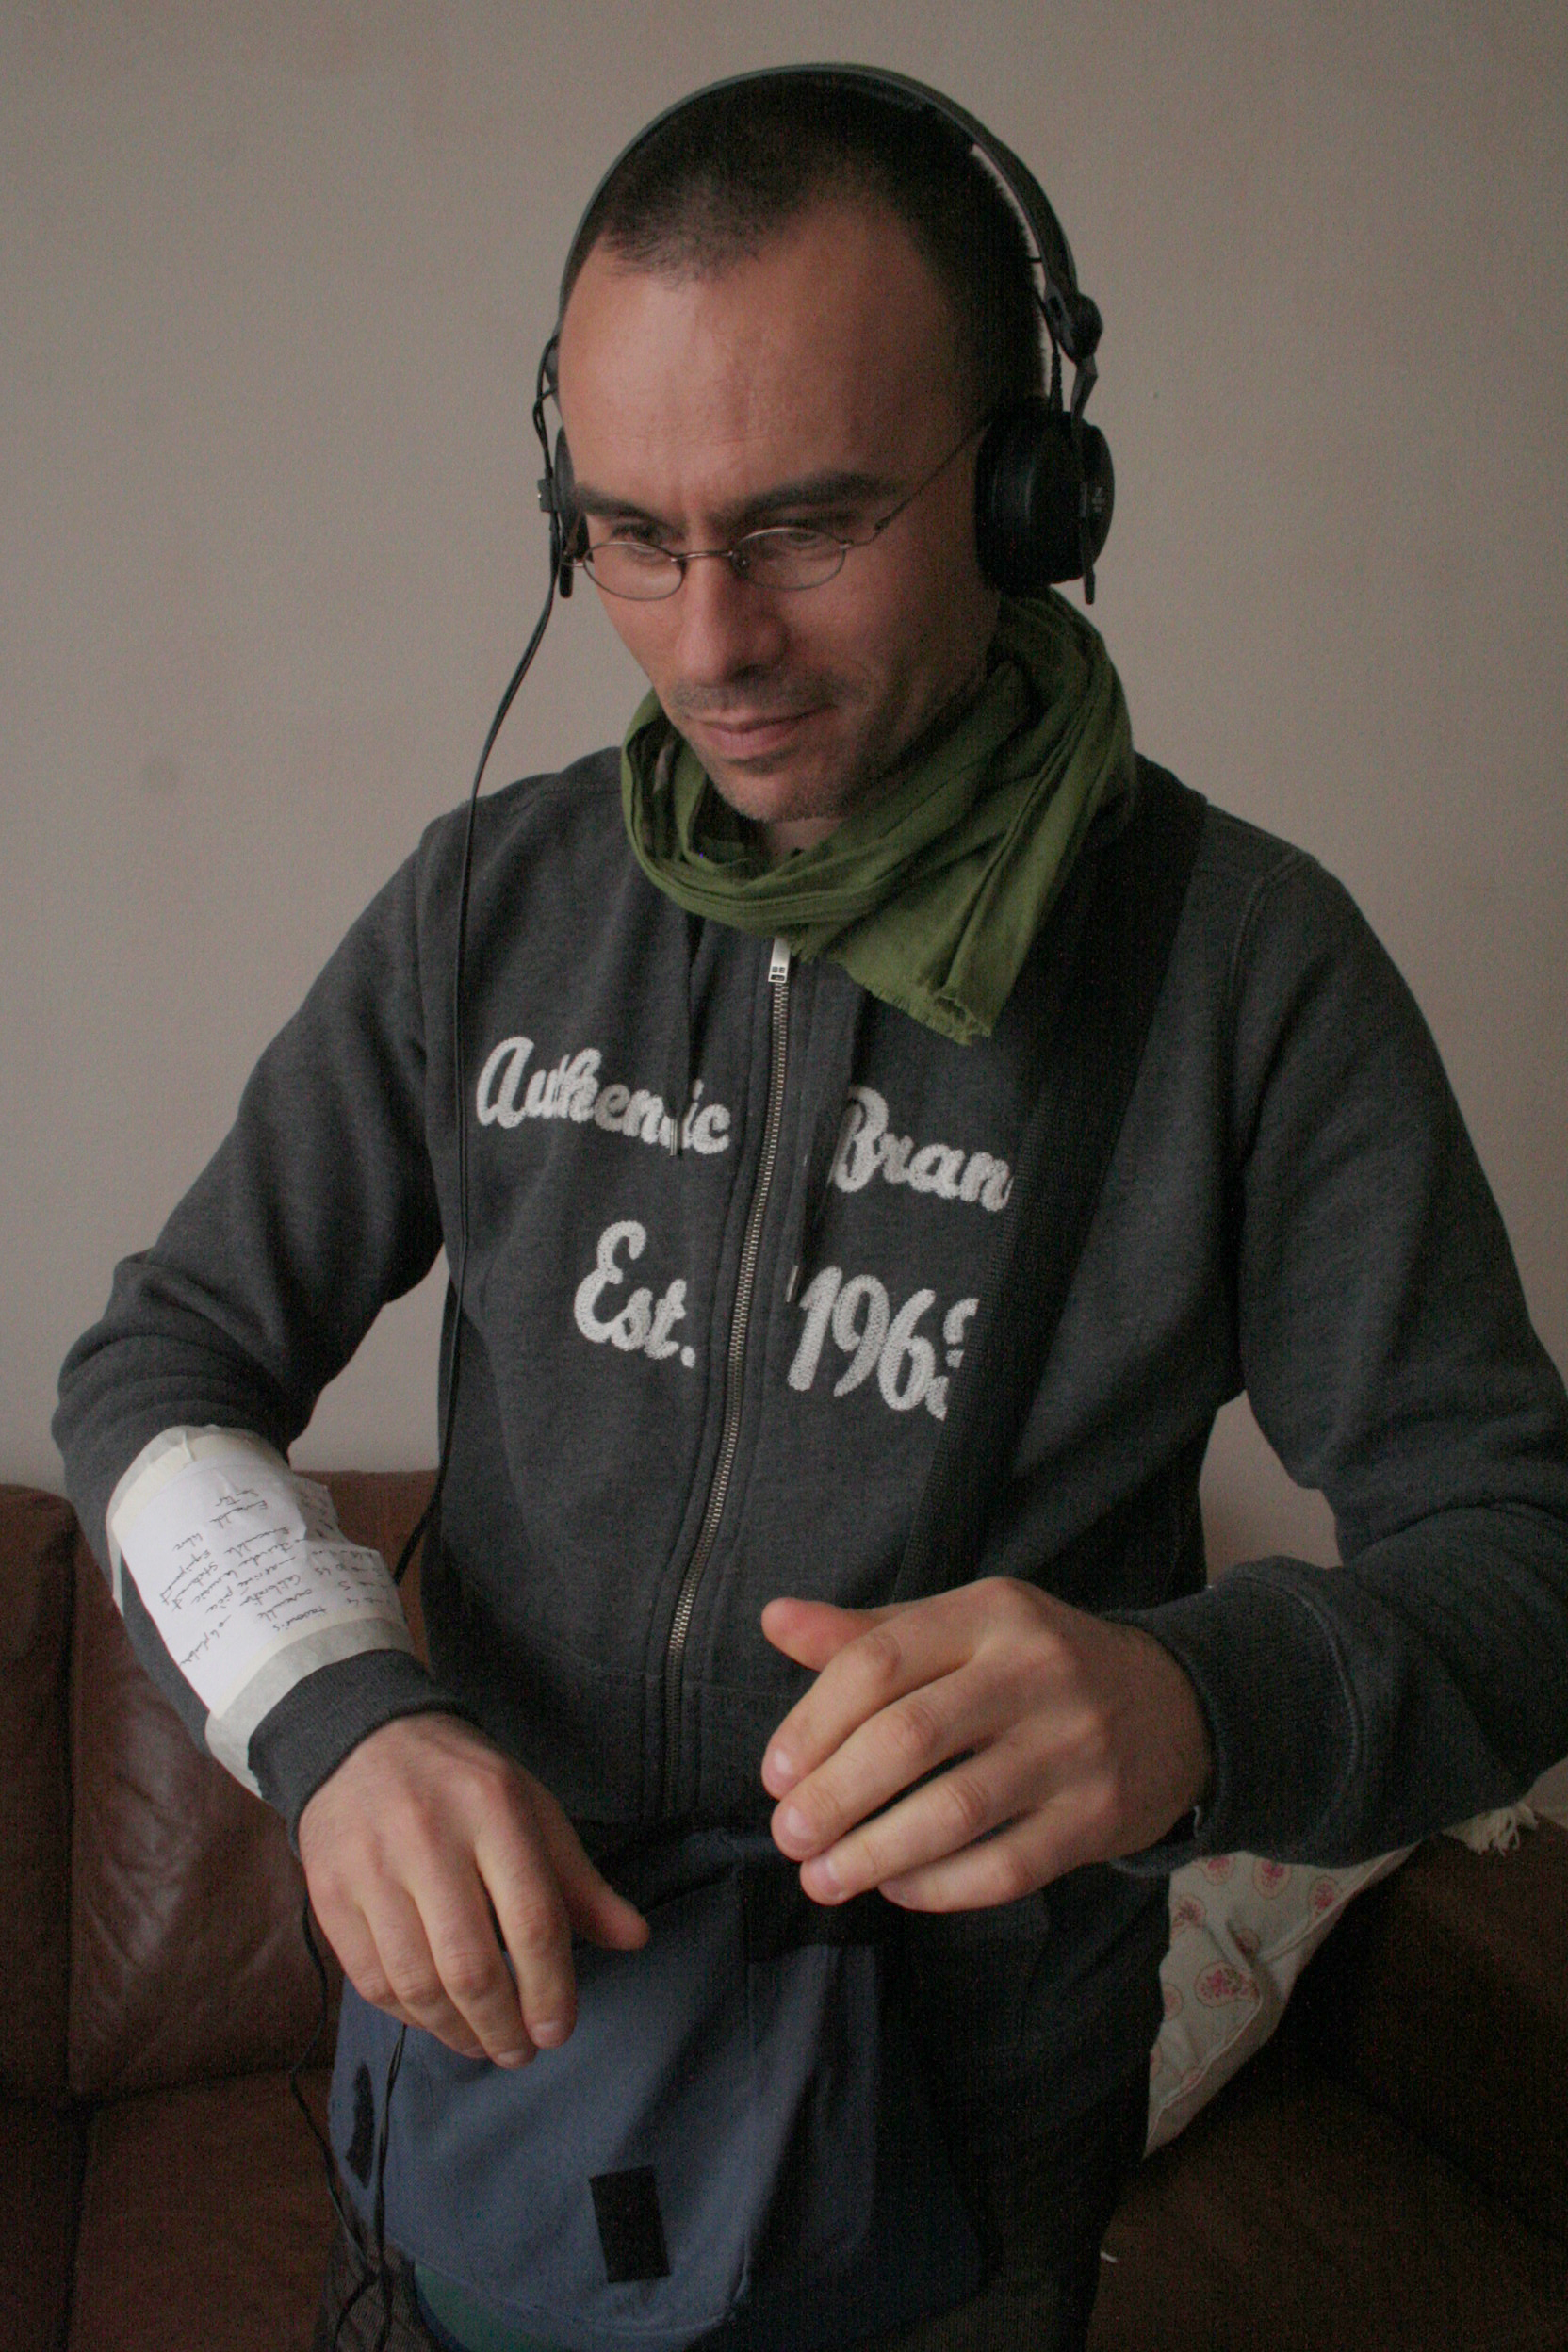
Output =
[
  {"x1": 302, "y1": 1886, "x2": 467, "y2": 2048},
  {"x1": 771, "y1": 1658, "x2": 998, "y2": 1871},
  {"x1": 470, "y1": 1821, "x2": 580, "y2": 2058},
  {"x1": 364, "y1": 1882, "x2": 501, "y2": 2062},
  {"x1": 760, "y1": 1597, "x2": 897, "y2": 1674},
  {"x1": 813, "y1": 1755, "x2": 1026, "y2": 1903},
  {"x1": 526, "y1": 1781, "x2": 650, "y2": 1953},
  {"x1": 762, "y1": 1593, "x2": 983, "y2": 1800},
  {"x1": 875, "y1": 1797, "x2": 1103, "y2": 1913}
]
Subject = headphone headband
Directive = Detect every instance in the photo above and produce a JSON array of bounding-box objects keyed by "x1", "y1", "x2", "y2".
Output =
[{"x1": 557, "y1": 64, "x2": 1102, "y2": 380}]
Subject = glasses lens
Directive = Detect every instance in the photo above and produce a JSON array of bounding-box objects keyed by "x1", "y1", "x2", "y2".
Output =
[
  {"x1": 738, "y1": 528, "x2": 845, "y2": 590},
  {"x1": 580, "y1": 527, "x2": 847, "y2": 596},
  {"x1": 580, "y1": 541, "x2": 683, "y2": 600}
]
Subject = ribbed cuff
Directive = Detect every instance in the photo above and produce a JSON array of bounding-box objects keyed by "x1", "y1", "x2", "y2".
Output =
[
  {"x1": 248, "y1": 1646, "x2": 480, "y2": 1838},
  {"x1": 1109, "y1": 1566, "x2": 1357, "y2": 1862}
]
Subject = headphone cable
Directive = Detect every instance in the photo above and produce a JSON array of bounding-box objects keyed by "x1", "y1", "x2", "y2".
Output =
[{"x1": 294, "y1": 495, "x2": 563, "y2": 2343}]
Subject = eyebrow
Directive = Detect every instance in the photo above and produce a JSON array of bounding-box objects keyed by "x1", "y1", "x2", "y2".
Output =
[{"x1": 571, "y1": 465, "x2": 901, "y2": 533}]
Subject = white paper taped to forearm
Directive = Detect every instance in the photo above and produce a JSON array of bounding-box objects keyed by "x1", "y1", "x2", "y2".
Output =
[{"x1": 107, "y1": 1428, "x2": 414, "y2": 1791}]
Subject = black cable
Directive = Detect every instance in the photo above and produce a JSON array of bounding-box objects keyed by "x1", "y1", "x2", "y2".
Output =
[
  {"x1": 289, "y1": 1899, "x2": 358, "y2": 2240},
  {"x1": 302, "y1": 339, "x2": 571, "y2": 2348},
  {"x1": 392, "y1": 552, "x2": 560, "y2": 1589},
  {"x1": 368, "y1": 2023, "x2": 409, "y2": 2352}
]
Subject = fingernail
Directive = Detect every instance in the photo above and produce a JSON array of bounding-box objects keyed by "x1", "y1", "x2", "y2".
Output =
[
  {"x1": 775, "y1": 1802, "x2": 808, "y2": 1850},
  {"x1": 763, "y1": 1744, "x2": 794, "y2": 1790},
  {"x1": 496, "y1": 2046, "x2": 533, "y2": 2069},
  {"x1": 531, "y1": 2018, "x2": 569, "y2": 2050},
  {"x1": 801, "y1": 1853, "x2": 843, "y2": 1901}
]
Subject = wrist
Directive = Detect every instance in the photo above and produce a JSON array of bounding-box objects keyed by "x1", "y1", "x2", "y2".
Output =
[{"x1": 1130, "y1": 1624, "x2": 1215, "y2": 1838}]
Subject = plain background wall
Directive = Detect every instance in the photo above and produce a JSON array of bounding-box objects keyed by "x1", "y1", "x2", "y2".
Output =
[{"x1": 4, "y1": 4, "x2": 1565, "y2": 1602}]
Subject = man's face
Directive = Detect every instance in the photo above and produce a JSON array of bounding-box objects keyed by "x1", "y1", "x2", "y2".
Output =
[{"x1": 555, "y1": 200, "x2": 1001, "y2": 852}]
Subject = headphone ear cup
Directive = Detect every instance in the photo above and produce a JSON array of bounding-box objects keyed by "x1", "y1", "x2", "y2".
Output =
[
  {"x1": 974, "y1": 399, "x2": 1114, "y2": 592},
  {"x1": 1077, "y1": 421, "x2": 1114, "y2": 574}
]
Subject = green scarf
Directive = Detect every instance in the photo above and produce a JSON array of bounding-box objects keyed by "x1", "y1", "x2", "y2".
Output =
[{"x1": 619, "y1": 593, "x2": 1135, "y2": 1044}]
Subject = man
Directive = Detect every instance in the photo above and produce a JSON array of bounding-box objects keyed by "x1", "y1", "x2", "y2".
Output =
[{"x1": 55, "y1": 70, "x2": 1568, "y2": 2352}]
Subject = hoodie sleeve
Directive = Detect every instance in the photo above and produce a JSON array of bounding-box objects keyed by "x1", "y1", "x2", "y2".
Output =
[
  {"x1": 55, "y1": 844, "x2": 468, "y2": 1827},
  {"x1": 1121, "y1": 847, "x2": 1568, "y2": 1866}
]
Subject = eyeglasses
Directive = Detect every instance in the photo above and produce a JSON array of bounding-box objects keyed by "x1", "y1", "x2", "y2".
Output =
[{"x1": 575, "y1": 421, "x2": 986, "y2": 601}]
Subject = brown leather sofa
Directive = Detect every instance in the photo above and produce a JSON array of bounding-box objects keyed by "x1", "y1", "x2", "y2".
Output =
[{"x1": 6, "y1": 1475, "x2": 1566, "y2": 2352}]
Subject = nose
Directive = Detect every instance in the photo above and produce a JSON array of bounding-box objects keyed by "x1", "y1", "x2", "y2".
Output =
[{"x1": 671, "y1": 550, "x2": 790, "y2": 687}]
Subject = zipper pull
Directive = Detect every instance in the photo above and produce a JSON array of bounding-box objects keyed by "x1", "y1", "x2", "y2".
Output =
[{"x1": 769, "y1": 936, "x2": 792, "y2": 986}]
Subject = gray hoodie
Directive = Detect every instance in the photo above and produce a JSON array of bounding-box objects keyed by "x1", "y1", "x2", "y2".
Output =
[{"x1": 55, "y1": 750, "x2": 1568, "y2": 2130}]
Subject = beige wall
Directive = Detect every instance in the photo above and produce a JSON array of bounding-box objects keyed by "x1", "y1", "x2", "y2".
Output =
[{"x1": 5, "y1": 5, "x2": 1564, "y2": 1600}]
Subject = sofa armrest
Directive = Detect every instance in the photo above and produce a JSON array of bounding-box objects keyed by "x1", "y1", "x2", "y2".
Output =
[
  {"x1": 68, "y1": 1547, "x2": 341, "y2": 2101},
  {"x1": 0, "y1": 1487, "x2": 77, "y2": 2102},
  {"x1": 1293, "y1": 1820, "x2": 1568, "y2": 2245}
]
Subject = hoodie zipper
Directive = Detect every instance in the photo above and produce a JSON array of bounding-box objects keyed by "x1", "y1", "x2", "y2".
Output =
[{"x1": 662, "y1": 936, "x2": 792, "y2": 1809}]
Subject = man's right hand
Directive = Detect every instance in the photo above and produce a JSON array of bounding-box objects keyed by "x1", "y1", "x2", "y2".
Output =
[{"x1": 297, "y1": 1713, "x2": 648, "y2": 2067}]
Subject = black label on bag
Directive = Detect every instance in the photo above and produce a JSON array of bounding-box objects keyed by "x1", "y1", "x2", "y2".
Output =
[{"x1": 590, "y1": 2167, "x2": 671, "y2": 2283}]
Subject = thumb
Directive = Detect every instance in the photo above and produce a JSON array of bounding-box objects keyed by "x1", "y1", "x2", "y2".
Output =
[{"x1": 760, "y1": 1595, "x2": 897, "y2": 1673}]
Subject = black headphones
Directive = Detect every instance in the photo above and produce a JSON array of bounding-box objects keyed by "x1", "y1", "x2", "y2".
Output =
[{"x1": 535, "y1": 64, "x2": 1114, "y2": 604}]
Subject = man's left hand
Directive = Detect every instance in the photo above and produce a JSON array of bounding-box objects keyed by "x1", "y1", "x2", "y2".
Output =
[{"x1": 760, "y1": 1580, "x2": 1213, "y2": 1910}]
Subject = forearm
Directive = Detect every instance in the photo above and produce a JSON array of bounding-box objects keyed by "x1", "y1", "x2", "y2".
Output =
[
  {"x1": 1165, "y1": 843, "x2": 1568, "y2": 1865},
  {"x1": 55, "y1": 849, "x2": 461, "y2": 1815},
  {"x1": 1119, "y1": 1496, "x2": 1568, "y2": 1866},
  {"x1": 97, "y1": 1425, "x2": 466, "y2": 1823}
]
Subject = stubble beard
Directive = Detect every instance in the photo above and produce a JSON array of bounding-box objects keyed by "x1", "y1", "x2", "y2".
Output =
[{"x1": 669, "y1": 628, "x2": 995, "y2": 840}]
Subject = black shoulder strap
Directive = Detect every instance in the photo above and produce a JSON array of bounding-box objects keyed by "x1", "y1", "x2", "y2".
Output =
[{"x1": 892, "y1": 764, "x2": 1206, "y2": 1605}]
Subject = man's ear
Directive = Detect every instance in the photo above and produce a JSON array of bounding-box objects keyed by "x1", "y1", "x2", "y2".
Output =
[
  {"x1": 551, "y1": 429, "x2": 588, "y2": 562},
  {"x1": 543, "y1": 427, "x2": 588, "y2": 596}
]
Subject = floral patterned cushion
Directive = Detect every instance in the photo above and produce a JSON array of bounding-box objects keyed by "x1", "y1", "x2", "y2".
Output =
[{"x1": 1148, "y1": 1846, "x2": 1411, "y2": 2151}]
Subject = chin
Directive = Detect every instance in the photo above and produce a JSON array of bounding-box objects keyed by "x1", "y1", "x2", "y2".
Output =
[{"x1": 710, "y1": 757, "x2": 846, "y2": 826}]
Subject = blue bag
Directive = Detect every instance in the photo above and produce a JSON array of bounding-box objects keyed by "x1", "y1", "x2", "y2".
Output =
[{"x1": 330, "y1": 1830, "x2": 984, "y2": 2352}]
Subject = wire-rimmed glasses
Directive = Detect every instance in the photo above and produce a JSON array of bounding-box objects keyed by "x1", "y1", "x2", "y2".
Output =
[{"x1": 575, "y1": 420, "x2": 986, "y2": 600}]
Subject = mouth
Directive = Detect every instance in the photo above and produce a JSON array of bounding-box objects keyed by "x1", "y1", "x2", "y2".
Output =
[{"x1": 688, "y1": 707, "x2": 824, "y2": 761}]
